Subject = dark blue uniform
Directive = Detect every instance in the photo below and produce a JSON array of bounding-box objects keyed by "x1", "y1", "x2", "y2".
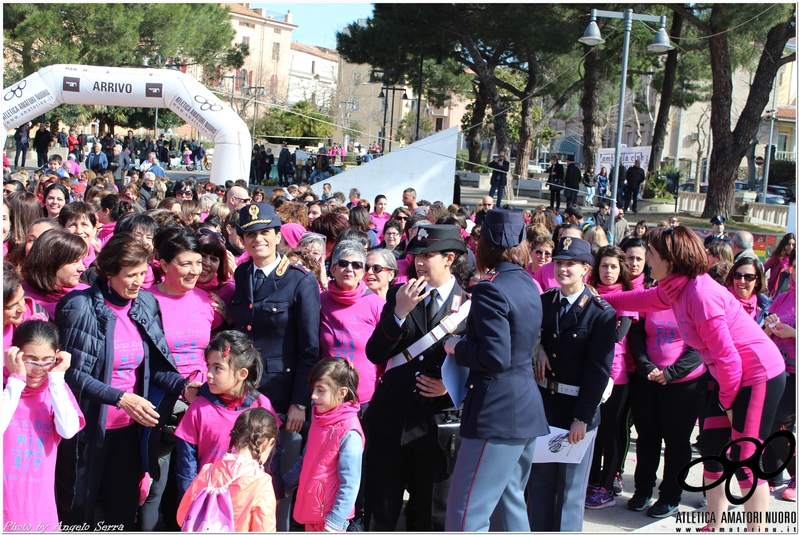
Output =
[
  {"x1": 446, "y1": 261, "x2": 549, "y2": 531},
  {"x1": 229, "y1": 254, "x2": 320, "y2": 413},
  {"x1": 528, "y1": 285, "x2": 616, "y2": 531}
]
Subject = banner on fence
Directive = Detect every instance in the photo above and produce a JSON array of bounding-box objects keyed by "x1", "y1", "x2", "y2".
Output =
[{"x1": 597, "y1": 146, "x2": 652, "y2": 172}]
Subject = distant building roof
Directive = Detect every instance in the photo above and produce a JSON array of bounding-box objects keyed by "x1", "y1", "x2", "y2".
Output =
[
  {"x1": 290, "y1": 42, "x2": 339, "y2": 63},
  {"x1": 224, "y1": 3, "x2": 265, "y2": 20},
  {"x1": 775, "y1": 106, "x2": 796, "y2": 120}
]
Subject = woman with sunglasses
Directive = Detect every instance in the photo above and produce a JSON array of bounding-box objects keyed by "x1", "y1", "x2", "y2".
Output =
[
  {"x1": 173, "y1": 179, "x2": 196, "y2": 202},
  {"x1": 364, "y1": 248, "x2": 398, "y2": 300},
  {"x1": 22, "y1": 230, "x2": 90, "y2": 318},
  {"x1": 138, "y1": 228, "x2": 229, "y2": 530},
  {"x1": 527, "y1": 235, "x2": 554, "y2": 277},
  {"x1": 725, "y1": 256, "x2": 771, "y2": 327},
  {"x1": 390, "y1": 207, "x2": 411, "y2": 234},
  {"x1": 195, "y1": 230, "x2": 236, "y2": 306},
  {"x1": 601, "y1": 226, "x2": 785, "y2": 532},
  {"x1": 764, "y1": 232, "x2": 796, "y2": 296},
  {"x1": 179, "y1": 199, "x2": 202, "y2": 227}
]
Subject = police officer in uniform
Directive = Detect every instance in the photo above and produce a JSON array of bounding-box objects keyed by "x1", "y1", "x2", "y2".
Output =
[
  {"x1": 703, "y1": 214, "x2": 732, "y2": 247},
  {"x1": 228, "y1": 203, "x2": 321, "y2": 531},
  {"x1": 444, "y1": 209, "x2": 549, "y2": 531},
  {"x1": 528, "y1": 236, "x2": 616, "y2": 532},
  {"x1": 364, "y1": 225, "x2": 469, "y2": 531}
]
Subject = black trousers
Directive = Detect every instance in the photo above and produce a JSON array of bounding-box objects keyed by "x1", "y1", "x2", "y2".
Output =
[
  {"x1": 57, "y1": 424, "x2": 141, "y2": 531},
  {"x1": 549, "y1": 187, "x2": 561, "y2": 210},
  {"x1": 365, "y1": 430, "x2": 451, "y2": 531},
  {"x1": 590, "y1": 382, "x2": 629, "y2": 490},
  {"x1": 37, "y1": 149, "x2": 49, "y2": 168},
  {"x1": 763, "y1": 372, "x2": 796, "y2": 484},
  {"x1": 630, "y1": 373, "x2": 705, "y2": 504}
]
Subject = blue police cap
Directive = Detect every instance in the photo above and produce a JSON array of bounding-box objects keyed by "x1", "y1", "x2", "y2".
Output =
[
  {"x1": 481, "y1": 209, "x2": 525, "y2": 249},
  {"x1": 710, "y1": 214, "x2": 726, "y2": 225},
  {"x1": 552, "y1": 236, "x2": 594, "y2": 267},
  {"x1": 236, "y1": 203, "x2": 281, "y2": 236}
]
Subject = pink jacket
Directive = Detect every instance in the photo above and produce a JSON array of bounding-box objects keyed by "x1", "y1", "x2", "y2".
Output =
[
  {"x1": 602, "y1": 274, "x2": 785, "y2": 409},
  {"x1": 767, "y1": 284, "x2": 796, "y2": 374},
  {"x1": 293, "y1": 403, "x2": 364, "y2": 525}
]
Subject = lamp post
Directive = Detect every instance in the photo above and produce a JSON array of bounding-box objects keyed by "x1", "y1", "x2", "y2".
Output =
[
  {"x1": 579, "y1": 9, "x2": 673, "y2": 245},
  {"x1": 219, "y1": 74, "x2": 246, "y2": 109},
  {"x1": 762, "y1": 78, "x2": 778, "y2": 202},
  {"x1": 246, "y1": 85, "x2": 266, "y2": 141},
  {"x1": 339, "y1": 99, "x2": 357, "y2": 145},
  {"x1": 379, "y1": 86, "x2": 408, "y2": 153},
  {"x1": 370, "y1": 69, "x2": 407, "y2": 153}
]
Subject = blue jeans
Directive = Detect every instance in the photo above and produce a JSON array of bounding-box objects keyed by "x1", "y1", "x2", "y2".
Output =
[
  {"x1": 14, "y1": 145, "x2": 28, "y2": 167},
  {"x1": 585, "y1": 186, "x2": 595, "y2": 206},
  {"x1": 309, "y1": 169, "x2": 327, "y2": 185},
  {"x1": 623, "y1": 185, "x2": 640, "y2": 212},
  {"x1": 489, "y1": 183, "x2": 505, "y2": 207}
]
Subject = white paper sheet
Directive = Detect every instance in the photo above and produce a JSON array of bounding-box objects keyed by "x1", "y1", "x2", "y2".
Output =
[
  {"x1": 441, "y1": 354, "x2": 470, "y2": 408},
  {"x1": 532, "y1": 426, "x2": 592, "y2": 464}
]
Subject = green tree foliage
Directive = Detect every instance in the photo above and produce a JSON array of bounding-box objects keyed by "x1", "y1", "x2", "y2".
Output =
[
  {"x1": 281, "y1": 101, "x2": 334, "y2": 143},
  {"x1": 3, "y1": 3, "x2": 246, "y2": 131},
  {"x1": 395, "y1": 111, "x2": 434, "y2": 145}
]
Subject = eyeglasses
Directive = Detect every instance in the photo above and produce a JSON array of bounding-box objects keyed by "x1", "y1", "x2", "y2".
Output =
[
  {"x1": 23, "y1": 358, "x2": 56, "y2": 370},
  {"x1": 384, "y1": 231, "x2": 401, "y2": 238},
  {"x1": 365, "y1": 264, "x2": 392, "y2": 274},
  {"x1": 233, "y1": 196, "x2": 251, "y2": 204},
  {"x1": 177, "y1": 190, "x2": 193, "y2": 197},
  {"x1": 733, "y1": 272, "x2": 758, "y2": 282},
  {"x1": 534, "y1": 250, "x2": 553, "y2": 257},
  {"x1": 197, "y1": 227, "x2": 226, "y2": 244},
  {"x1": 336, "y1": 259, "x2": 364, "y2": 270},
  {"x1": 394, "y1": 216, "x2": 408, "y2": 221}
]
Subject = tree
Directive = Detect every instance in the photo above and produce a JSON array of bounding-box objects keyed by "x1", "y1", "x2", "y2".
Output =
[
  {"x1": 3, "y1": 3, "x2": 247, "y2": 132},
  {"x1": 396, "y1": 111, "x2": 433, "y2": 145},
  {"x1": 668, "y1": 4, "x2": 795, "y2": 217},
  {"x1": 285, "y1": 101, "x2": 334, "y2": 143}
]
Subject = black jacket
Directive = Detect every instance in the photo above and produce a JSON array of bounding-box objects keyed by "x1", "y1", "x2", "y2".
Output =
[
  {"x1": 55, "y1": 283, "x2": 186, "y2": 508},
  {"x1": 564, "y1": 163, "x2": 582, "y2": 189},
  {"x1": 488, "y1": 158, "x2": 510, "y2": 187},
  {"x1": 625, "y1": 166, "x2": 646, "y2": 189},
  {"x1": 365, "y1": 282, "x2": 468, "y2": 450},
  {"x1": 33, "y1": 128, "x2": 51, "y2": 152},
  {"x1": 547, "y1": 163, "x2": 564, "y2": 190}
]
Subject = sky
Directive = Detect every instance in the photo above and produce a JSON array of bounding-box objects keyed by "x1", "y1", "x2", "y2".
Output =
[{"x1": 251, "y1": 2, "x2": 375, "y2": 50}]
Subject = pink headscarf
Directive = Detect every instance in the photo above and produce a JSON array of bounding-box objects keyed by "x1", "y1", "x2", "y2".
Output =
[{"x1": 281, "y1": 223, "x2": 306, "y2": 249}]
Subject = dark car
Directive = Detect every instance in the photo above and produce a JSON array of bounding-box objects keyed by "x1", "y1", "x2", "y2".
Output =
[
  {"x1": 679, "y1": 182, "x2": 709, "y2": 194},
  {"x1": 767, "y1": 185, "x2": 795, "y2": 204}
]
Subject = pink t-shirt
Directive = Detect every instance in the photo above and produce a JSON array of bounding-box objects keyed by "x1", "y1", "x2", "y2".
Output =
[
  {"x1": 148, "y1": 286, "x2": 223, "y2": 382},
  {"x1": 97, "y1": 221, "x2": 117, "y2": 248},
  {"x1": 105, "y1": 302, "x2": 144, "y2": 430},
  {"x1": 141, "y1": 264, "x2": 155, "y2": 290},
  {"x1": 174, "y1": 394, "x2": 281, "y2": 467},
  {"x1": 235, "y1": 250, "x2": 251, "y2": 266},
  {"x1": 642, "y1": 309, "x2": 706, "y2": 384},
  {"x1": 369, "y1": 212, "x2": 391, "y2": 240},
  {"x1": 82, "y1": 245, "x2": 97, "y2": 270},
  {"x1": 533, "y1": 262, "x2": 558, "y2": 291},
  {"x1": 3, "y1": 381, "x2": 84, "y2": 531},
  {"x1": 768, "y1": 289, "x2": 796, "y2": 374},
  {"x1": 319, "y1": 289, "x2": 385, "y2": 403}
]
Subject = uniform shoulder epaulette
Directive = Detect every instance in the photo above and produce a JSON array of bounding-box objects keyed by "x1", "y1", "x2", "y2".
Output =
[
  {"x1": 543, "y1": 287, "x2": 559, "y2": 294},
  {"x1": 481, "y1": 270, "x2": 498, "y2": 283},
  {"x1": 288, "y1": 262, "x2": 309, "y2": 275},
  {"x1": 275, "y1": 255, "x2": 291, "y2": 277},
  {"x1": 593, "y1": 294, "x2": 612, "y2": 310}
]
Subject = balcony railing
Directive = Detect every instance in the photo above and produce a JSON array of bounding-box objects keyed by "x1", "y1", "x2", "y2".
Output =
[{"x1": 775, "y1": 150, "x2": 796, "y2": 162}]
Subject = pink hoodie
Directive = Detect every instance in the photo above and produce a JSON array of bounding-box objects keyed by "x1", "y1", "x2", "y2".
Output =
[{"x1": 602, "y1": 274, "x2": 784, "y2": 409}]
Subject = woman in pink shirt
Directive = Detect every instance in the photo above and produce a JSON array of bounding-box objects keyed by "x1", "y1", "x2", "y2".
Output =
[
  {"x1": 370, "y1": 195, "x2": 391, "y2": 240},
  {"x1": 195, "y1": 230, "x2": 236, "y2": 306},
  {"x1": 139, "y1": 228, "x2": 230, "y2": 530},
  {"x1": 601, "y1": 226, "x2": 785, "y2": 532},
  {"x1": 762, "y1": 249, "x2": 796, "y2": 501},
  {"x1": 22, "y1": 230, "x2": 89, "y2": 318},
  {"x1": 56, "y1": 202, "x2": 101, "y2": 270},
  {"x1": 764, "y1": 232, "x2": 795, "y2": 296},
  {"x1": 724, "y1": 256, "x2": 772, "y2": 327},
  {"x1": 3, "y1": 263, "x2": 49, "y2": 353}
]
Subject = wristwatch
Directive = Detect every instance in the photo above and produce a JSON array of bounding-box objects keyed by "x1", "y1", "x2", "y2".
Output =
[{"x1": 293, "y1": 404, "x2": 307, "y2": 411}]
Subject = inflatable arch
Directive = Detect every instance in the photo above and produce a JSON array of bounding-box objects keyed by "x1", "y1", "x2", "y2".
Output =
[{"x1": 2, "y1": 64, "x2": 251, "y2": 184}]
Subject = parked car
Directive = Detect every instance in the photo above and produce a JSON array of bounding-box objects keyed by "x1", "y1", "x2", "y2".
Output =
[
  {"x1": 756, "y1": 193, "x2": 787, "y2": 205},
  {"x1": 767, "y1": 185, "x2": 795, "y2": 204},
  {"x1": 734, "y1": 182, "x2": 751, "y2": 192},
  {"x1": 679, "y1": 182, "x2": 709, "y2": 194}
]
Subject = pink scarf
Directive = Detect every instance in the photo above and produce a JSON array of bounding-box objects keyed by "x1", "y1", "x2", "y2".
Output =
[
  {"x1": 630, "y1": 273, "x2": 646, "y2": 290},
  {"x1": 197, "y1": 274, "x2": 222, "y2": 293},
  {"x1": 327, "y1": 279, "x2": 366, "y2": 307},
  {"x1": 658, "y1": 274, "x2": 688, "y2": 304},
  {"x1": 311, "y1": 400, "x2": 361, "y2": 427},
  {"x1": 595, "y1": 281, "x2": 638, "y2": 319},
  {"x1": 728, "y1": 285, "x2": 757, "y2": 317}
]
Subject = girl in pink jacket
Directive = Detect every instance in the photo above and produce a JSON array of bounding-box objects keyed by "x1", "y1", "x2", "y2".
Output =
[
  {"x1": 602, "y1": 227, "x2": 785, "y2": 532},
  {"x1": 283, "y1": 358, "x2": 364, "y2": 532}
]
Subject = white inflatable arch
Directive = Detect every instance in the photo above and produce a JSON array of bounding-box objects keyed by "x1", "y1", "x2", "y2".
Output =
[{"x1": 2, "y1": 64, "x2": 251, "y2": 184}]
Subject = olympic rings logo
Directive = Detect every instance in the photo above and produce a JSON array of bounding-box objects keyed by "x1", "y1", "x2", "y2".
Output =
[
  {"x1": 677, "y1": 430, "x2": 796, "y2": 505},
  {"x1": 193, "y1": 95, "x2": 223, "y2": 112},
  {"x1": 4, "y1": 80, "x2": 27, "y2": 101}
]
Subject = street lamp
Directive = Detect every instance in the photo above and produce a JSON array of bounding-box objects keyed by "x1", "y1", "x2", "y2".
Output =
[
  {"x1": 339, "y1": 99, "x2": 358, "y2": 145},
  {"x1": 219, "y1": 74, "x2": 246, "y2": 108},
  {"x1": 369, "y1": 69, "x2": 407, "y2": 152},
  {"x1": 246, "y1": 85, "x2": 266, "y2": 141},
  {"x1": 379, "y1": 87, "x2": 408, "y2": 153},
  {"x1": 579, "y1": 9, "x2": 673, "y2": 245}
]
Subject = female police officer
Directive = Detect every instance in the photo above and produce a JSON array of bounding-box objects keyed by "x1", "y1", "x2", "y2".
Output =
[
  {"x1": 364, "y1": 225, "x2": 470, "y2": 531},
  {"x1": 529, "y1": 236, "x2": 616, "y2": 531},
  {"x1": 443, "y1": 209, "x2": 549, "y2": 531}
]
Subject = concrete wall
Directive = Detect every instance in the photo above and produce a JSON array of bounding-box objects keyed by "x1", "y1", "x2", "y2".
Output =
[{"x1": 310, "y1": 126, "x2": 457, "y2": 209}]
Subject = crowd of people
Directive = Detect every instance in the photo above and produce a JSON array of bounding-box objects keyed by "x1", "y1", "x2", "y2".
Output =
[{"x1": 1, "y1": 162, "x2": 796, "y2": 533}]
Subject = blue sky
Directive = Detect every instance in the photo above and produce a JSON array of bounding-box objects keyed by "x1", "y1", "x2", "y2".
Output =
[{"x1": 252, "y1": 3, "x2": 375, "y2": 50}]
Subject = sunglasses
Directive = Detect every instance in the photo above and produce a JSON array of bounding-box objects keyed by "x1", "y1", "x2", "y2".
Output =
[
  {"x1": 365, "y1": 264, "x2": 392, "y2": 274},
  {"x1": 395, "y1": 216, "x2": 409, "y2": 221},
  {"x1": 733, "y1": 272, "x2": 758, "y2": 282},
  {"x1": 336, "y1": 259, "x2": 364, "y2": 270},
  {"x1": 233, "y1": 196, "x2": 251, "y2": 204},
  {"x1": 197, "y1": 227, "x2": 226, "y2": 244},
  {"x1": 177, "y1": 190, "x2": 193, "y2": 196},
  {"x1": 23, "y1": 358, "x2": 56, "y2": 370},
  {"x1": 534, "y1": 250, "x2": 553, "y2": 257}
]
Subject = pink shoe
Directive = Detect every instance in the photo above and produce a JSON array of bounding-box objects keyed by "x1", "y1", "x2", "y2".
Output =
[
  {"x1": 138, "y1": 472, "x2": 152, "y2": 506},
  {"x1": 782, "y1": 476, "x2": 796, "y2": 502}
]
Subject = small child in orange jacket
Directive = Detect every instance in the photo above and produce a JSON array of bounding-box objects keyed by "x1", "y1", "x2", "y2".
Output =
[{"x1": 177, "y1": 408, "x2": 279, "y2": 532}]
